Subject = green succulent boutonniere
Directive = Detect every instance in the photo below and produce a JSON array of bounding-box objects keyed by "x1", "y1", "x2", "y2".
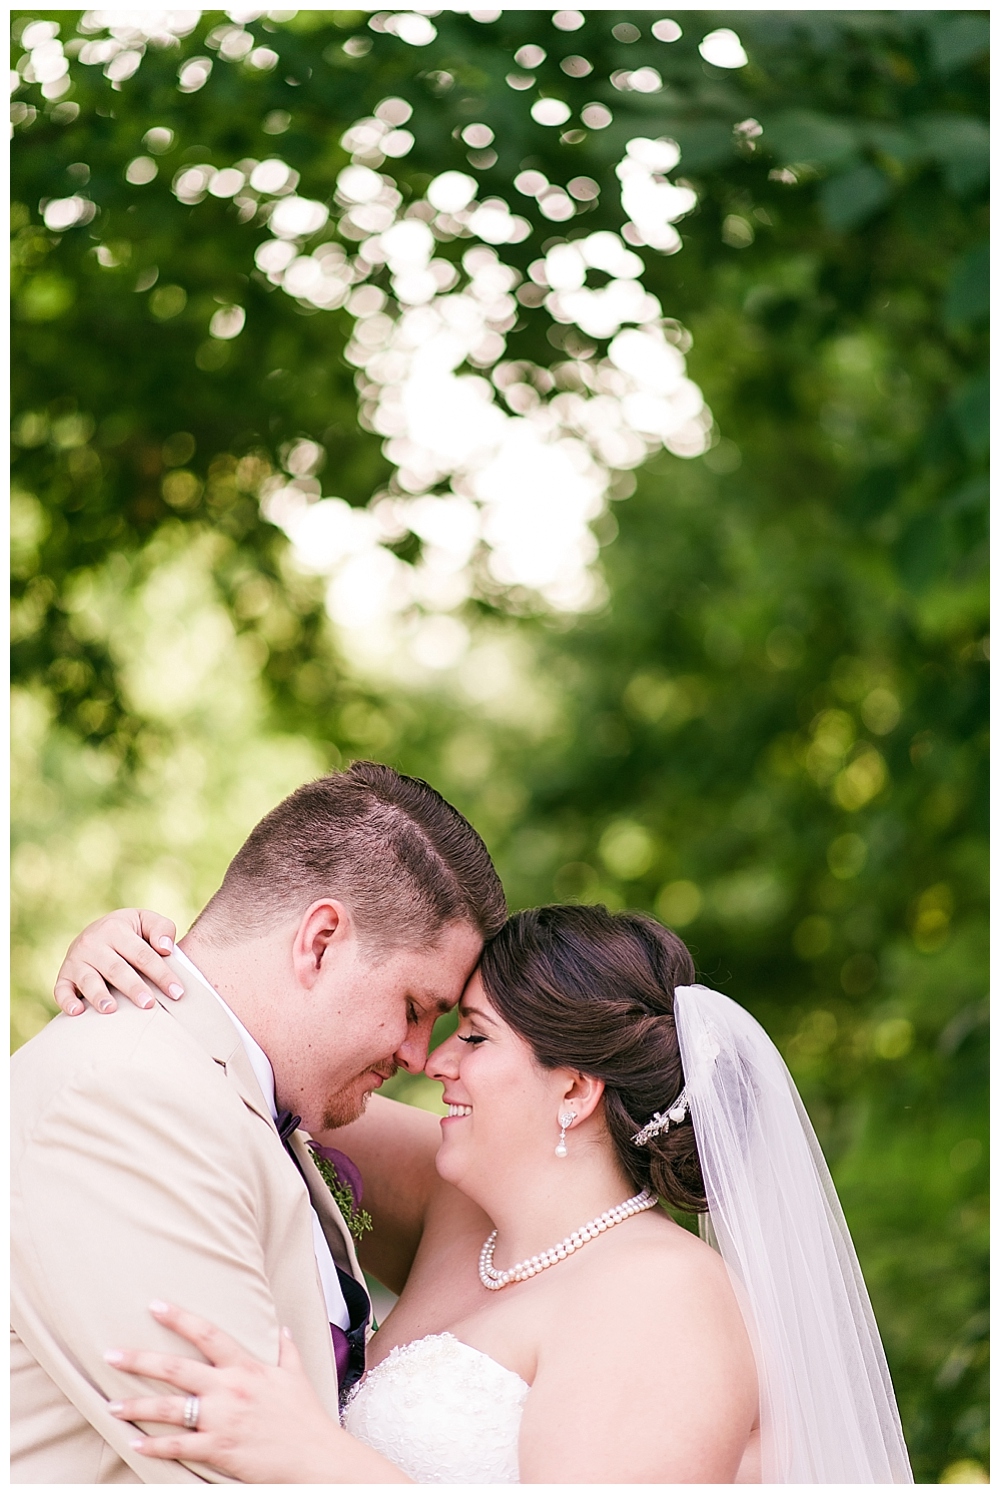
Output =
[{"x1": 308, "y1": 1144, "x2": 373, "y2": 1242}]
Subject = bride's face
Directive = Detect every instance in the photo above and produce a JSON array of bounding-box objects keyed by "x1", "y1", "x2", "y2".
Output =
[{"x1": 426, "y1": 972, "x2": 568, "y2": 1193}]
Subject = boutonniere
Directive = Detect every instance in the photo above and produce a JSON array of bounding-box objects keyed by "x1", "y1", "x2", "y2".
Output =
[{"x1": 308, "y1": 1142, "x2": 373, "y2": 1242}]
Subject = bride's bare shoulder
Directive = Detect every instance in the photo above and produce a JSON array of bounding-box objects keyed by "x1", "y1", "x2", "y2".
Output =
[
  {"x1": 627, "y1": 1210, "x2": 735, "y2": 1289},
  {"x1": 567, "y1": 1211, "x2": 745, "y2": 1335},
  {"x1": 618, "y1": 1216, "x2": 753, "y2": 1367},
  {"x1": 529, "y1": 1210, "x2": 758, "y2": 1474},
  {"x1": 588, "y1": 1206, "x2": 719, "y2": 1267}
]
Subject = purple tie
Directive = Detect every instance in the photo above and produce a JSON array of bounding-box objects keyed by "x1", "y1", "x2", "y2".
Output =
[
  {"x1": 310, "y1": 1144, "x2": 369, "y2": 1396},
  {"x1": 272, "y1": 1124, "x2": 369, "y2": 1396},
  {"x1": 331, "y1": 1323, "x2": 351, "y2": 1387}
]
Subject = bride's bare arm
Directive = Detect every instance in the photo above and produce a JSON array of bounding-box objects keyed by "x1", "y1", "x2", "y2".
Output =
[{"x1": 317, "y1": 1096, "x2": 442, "y2": 1292}]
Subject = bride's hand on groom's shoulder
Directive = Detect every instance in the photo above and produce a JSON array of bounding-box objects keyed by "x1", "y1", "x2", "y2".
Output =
[
  {"x1": 54, "y1": 908, "x2": 181, "y2": 1017},
  {"x1": 105, "y1": 1302, "x2": 359, "y2": 1484}
]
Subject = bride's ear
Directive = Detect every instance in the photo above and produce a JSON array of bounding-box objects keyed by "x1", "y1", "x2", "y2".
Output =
[{"x1": 559, "y1": 1070, "x2": 605, "y2": 1126}]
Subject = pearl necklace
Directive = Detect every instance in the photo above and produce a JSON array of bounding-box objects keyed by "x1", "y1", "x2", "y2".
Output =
[{"x1": 478, "y1": 1188, "x2": 657, "y2": 1291}]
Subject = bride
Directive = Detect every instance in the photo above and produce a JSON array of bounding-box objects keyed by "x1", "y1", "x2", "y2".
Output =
[{"x1": 53, "y1": 903, "x2": 912, "y2": 1483}]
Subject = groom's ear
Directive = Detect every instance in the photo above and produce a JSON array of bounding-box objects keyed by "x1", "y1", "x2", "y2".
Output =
[{"x1": 291, "y1": 898, "x2": 353, "y2": 986}]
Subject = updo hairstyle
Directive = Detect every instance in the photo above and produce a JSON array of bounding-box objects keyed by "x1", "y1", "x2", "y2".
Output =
[{"x1": 479, "y1": 904, "x2": 707, "y2": 1212}]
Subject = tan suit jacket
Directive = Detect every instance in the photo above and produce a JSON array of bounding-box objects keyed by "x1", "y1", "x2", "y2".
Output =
[{"x1": 10, "y1": 957, "x2": 367, "y2": 1483}]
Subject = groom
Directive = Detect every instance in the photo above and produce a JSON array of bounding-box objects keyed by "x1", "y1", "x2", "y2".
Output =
[{"x1": 11, "y1": 761, "x2": 505, "y2": 1483}]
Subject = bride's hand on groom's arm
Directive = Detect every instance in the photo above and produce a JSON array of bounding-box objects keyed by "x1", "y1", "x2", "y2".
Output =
[
  {"x1": 105, "y1": 1302, "x2": 412, "y2": 1484},
  {"x1": 54, "y1": 908, "x2": 182, "y2": 1016}
]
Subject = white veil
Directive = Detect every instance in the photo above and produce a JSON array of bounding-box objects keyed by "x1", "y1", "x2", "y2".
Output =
[{"x1": 673, "y1": 984, "x2": 913, "y2": 1483}]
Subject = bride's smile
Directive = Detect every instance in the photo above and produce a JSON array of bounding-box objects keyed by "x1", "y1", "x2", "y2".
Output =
[{"x1": 425, "y1": 974, "x2": 626, "y2": 1263}]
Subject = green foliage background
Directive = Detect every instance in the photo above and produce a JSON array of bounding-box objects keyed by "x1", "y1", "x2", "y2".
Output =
[{"x1": 11, "y1": 9, "x2": 987, "y2": 1481}]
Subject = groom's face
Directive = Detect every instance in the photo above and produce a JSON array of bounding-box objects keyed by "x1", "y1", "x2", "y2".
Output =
[{"x1": 274, "y1": 907, "x2": 484, "y2": 1132}]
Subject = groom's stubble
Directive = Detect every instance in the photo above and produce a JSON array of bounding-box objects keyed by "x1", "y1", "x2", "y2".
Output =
[{"x1": 321, "y1": 1060, "x2": 399, "y2": 1130}]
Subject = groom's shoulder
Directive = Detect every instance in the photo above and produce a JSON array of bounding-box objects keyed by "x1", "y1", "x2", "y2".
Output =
[
  {"x1": 11, "y1": 1000, "x2": 227, "y2": 1123},
  {"x1": 15, "y1": 997, "x2": 183, "y2": 1066}
]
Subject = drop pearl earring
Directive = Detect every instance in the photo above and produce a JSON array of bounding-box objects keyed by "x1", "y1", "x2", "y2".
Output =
[{"x1": 555, "y1": 1109, "x2": 576, "y2": 1158}]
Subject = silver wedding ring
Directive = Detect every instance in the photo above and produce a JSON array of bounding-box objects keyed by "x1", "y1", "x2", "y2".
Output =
[{"x1": 182, "y1": 1395, "x2": 200, "y2": 1431}]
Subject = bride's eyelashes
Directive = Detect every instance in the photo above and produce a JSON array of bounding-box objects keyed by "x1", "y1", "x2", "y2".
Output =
[{"x1": 458, "y1": 1034, "x2": 488, "y2": 1046}]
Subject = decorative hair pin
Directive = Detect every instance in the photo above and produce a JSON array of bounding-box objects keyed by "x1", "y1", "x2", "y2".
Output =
[{"x1": 631, "y1": 1087, "x2": 689, "y2": 1147}]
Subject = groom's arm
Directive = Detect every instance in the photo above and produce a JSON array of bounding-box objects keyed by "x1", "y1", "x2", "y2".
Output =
[{"x1": 13, "y1": 1049, "x2": 323, "y2": 1472}]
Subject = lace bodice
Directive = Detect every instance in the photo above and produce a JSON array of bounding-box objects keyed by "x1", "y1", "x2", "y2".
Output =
[{"x1": 343, "y1": 1332, "x2": 529, "y2": 1483}]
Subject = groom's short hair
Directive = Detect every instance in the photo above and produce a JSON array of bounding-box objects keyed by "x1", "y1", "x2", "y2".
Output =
[{"x1": 193, "y1": 761, "x2": 506, "y2": 953}]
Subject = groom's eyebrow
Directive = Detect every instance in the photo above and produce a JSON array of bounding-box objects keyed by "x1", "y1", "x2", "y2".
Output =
[{"x1": 413, "y1": 991, "x2": 455, "y2": 1016}]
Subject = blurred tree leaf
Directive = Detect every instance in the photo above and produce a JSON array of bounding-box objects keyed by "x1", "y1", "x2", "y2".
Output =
[
  {"x1": 820, "y1": 163, "x2": 893, "y2": 231},
  {"x1": 944, "y1": 242, "x2": 988, "y2": 329},
  {"x1": 929, "y1": 15, "x2": 990, "y2": 73}
]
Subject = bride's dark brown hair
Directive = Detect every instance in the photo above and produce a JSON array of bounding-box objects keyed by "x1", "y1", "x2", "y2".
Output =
[{"x1": 479, "y1": 904, "x2": 707, "y2": 1213}]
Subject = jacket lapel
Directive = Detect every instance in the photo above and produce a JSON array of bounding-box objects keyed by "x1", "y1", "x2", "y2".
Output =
[{"x1": 288, "y1": 1130, "x2": 366, "y2": 1288}]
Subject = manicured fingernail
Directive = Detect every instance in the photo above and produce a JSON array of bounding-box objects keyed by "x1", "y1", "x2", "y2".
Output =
[
  {"x1": 104, "y1": 1349, "x2": 124, "y2": 1364},
  {"x1": 108, "y1": 1401, "x2": 123, "y2": 1414},
  {"x1": 282, "y1": 1325, "x2": 293, "y2": 1340},
  {"x1": 129, "y1": 1439, "x2": 144, "y2": 1451},
  {"x1": 139, "y1": 998, "x2": 154, "y2": 1010},
  {"x1": 149, "y1": 1299, "x2": 169, "y2": 1314},
  {"x1": 157, "y1": 937, "x2": 174, "y2": 952},
  {"x1": 99, "y1": 1000, "x2": 115, "y2": 1013},
  {"x1": 68, "y1": 1002, "x2": 84, "y2": 1016},
  {"x1": 168, "y1": 984, "x2": 184, "y2": 999}
]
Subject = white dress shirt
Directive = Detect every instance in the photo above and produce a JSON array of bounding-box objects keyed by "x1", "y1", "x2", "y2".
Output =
[{"x1": 172, "y1": 946, "x2": 351, "y2": 1331}]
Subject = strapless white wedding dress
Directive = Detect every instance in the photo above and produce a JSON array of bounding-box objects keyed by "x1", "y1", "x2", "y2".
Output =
[{"x1": 343, "y1": 1332, "x2": 530, "y2": 1483}]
